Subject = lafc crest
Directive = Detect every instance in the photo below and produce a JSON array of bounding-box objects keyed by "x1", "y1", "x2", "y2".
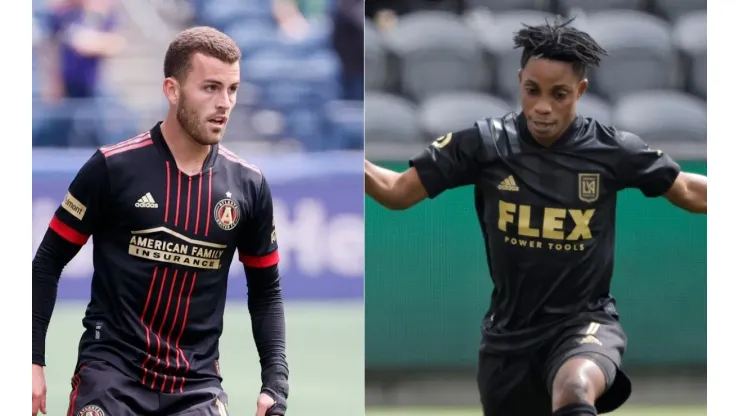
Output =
[
  {"x1": 578, "y1": 173, "x2": 600, "y2": 203},
  {"x1": 432, "y1": 132, "x2": 452, "y2": 149}
]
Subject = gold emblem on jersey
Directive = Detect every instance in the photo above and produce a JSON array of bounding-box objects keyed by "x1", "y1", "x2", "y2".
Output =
[
  {"x1": 214, "y1": 198, "x2": 240, "y2": 231},
  {"x1": 578, "y1": 173, "x2": 600, "y2": 203},
  {"x1": 431, "y1": 132, "x2": 452, "y2": 149},
  {"x1": 498, "y1": 201, "x2": 595, "y2": 252},
  {"x1": 215, "y1": 398, "x2": 229, "y2": 416},
  {"x1": 579, "y1": 322, "x2": 603, "y2": 346},
  {"x1": 62, "y1": 192, "x2": 87, "y2": 220},
  {"x1": 270, "y1": 218, "x2": 277, "y2": 244},
  {"x1": 497, "y1": 175, "x2": 519, "y2": 192},
  {"x1": 129, "y1": 227, "x2": 227, "y2": 270},
  {"x1": 78, "y1": 404, "x2": 105, "y2": 416}
]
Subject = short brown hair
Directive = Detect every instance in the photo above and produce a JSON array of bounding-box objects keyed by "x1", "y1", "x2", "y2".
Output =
[{"x1": 164, "y1": 26, "x2": 242, "y2": 80}]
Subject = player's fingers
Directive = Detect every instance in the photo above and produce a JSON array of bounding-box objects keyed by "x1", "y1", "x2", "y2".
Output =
[{"x1": 40, "y1": 396, "x2": 47, "y2": 414}]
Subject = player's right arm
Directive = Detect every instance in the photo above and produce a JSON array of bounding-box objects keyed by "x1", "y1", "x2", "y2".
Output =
[
  {"x1": 365, "y1": 127, "x2": 485, "y2": 210},
  {"x1": 32, "y1": 150, "x2": 108, "y2": 366}
]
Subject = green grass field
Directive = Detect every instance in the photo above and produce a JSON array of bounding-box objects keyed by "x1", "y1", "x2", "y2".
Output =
[
  {"x1": 366, "y1": 406, "x2": 707, "y2": 415},
  {"x1": 45, "y1": 301, "x2": 364, "y2": 415}
]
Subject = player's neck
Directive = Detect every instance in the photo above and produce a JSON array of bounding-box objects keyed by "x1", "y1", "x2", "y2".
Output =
[{"x1": 160, "y1": 117, "x2": 211, "y2": 174}]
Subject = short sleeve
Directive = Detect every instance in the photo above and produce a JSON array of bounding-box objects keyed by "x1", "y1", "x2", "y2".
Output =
[
  {"x1": 616, "y1": 131, "x2": 681, "y2": 197},
  {"x1": 409, "y1": 127, "x2": 484, "y2": 199},
  {"x1": 238, "y1": 176, "x2": 280, "y2": 268},
  {"x1": 49, "y1": 150, "x2": 109, "y2": 245}
]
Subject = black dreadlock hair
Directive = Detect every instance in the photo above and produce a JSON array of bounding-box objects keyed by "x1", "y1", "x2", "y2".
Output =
[{"x1": 513, "y1": 17, "x2": 608, "y2": 80}]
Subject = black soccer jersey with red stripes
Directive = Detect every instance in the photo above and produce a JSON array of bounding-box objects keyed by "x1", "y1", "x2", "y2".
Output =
[{"x1": 50, "y1": 122, "x2": 279, "y2": 392}]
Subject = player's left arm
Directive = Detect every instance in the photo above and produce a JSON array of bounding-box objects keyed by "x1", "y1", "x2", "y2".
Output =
[
  {"x1": 616, "y1": 131, "x2": 706, "y2": 214},
  {"x1": 662, "y1": 172, "x2": 707, "y2": 214},
  {"x1": 238, "y1": 174, "x2": 288, "y2": 414}
]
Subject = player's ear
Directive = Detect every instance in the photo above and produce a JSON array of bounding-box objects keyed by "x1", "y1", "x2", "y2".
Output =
[
  {"x1": 577, "y1": 78, "x2": 588, "y2": 99},
  {"x1": 162, "y1": 77, "x2": 180, "y2": 106},
  {"x1": 518, "y1": 69, "x2": 523, "y2": 84}
]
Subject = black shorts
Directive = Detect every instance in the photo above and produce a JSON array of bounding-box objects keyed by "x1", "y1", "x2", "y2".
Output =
[
  {"x1": 477, "y1": 312, "x2": 632, "y2": 416},
  {"x1": 67, "y1": 360, "x2": 230, "y2": 416}
]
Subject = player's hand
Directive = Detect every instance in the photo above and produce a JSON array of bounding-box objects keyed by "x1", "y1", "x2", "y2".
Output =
[
  {"x1": 31, "y1": 364, "x2": 47, "y2": 415},
  {"x1": 255, "y1": 392, "x2": 279, "y2": 416}
]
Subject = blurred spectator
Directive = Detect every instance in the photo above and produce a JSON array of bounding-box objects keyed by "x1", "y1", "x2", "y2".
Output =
[
  {"x1": 366, "y1": 0, "x2": 466, "y2": 31},
  {"x1": 366, "y1": 0, "x2": 411, "y2": 31},
  {"x1": 272, "y1": 0, "x2": 327, "y2": 40},
  {"x1": 332, "y1": 0, "x2": 363, "y2": 100},
  {"x1": 42, "y1": 0, "x2": 126, "y2": 101},
  {"x1": 34, "y1": 0, "x2": 128, "y2": 148}
]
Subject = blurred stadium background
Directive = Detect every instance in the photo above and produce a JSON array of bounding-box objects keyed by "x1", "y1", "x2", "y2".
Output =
[
  {"x1": 32, "y1": 0, "x2": 363, "y2": 415},
  {"x1": 365, "y1": 0, "x2": 706, "y2": 415}
]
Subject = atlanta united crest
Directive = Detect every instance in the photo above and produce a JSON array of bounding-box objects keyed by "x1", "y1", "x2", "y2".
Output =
[
  {"x1": 78, "y1": 405, "x2": 105, "y2": 416},
  {"x1": 214, "y1": 198, "x2": 240, "y2": 231},
  {"x1": 578, "y1": 173, "x2": 600, "y2": 203}
]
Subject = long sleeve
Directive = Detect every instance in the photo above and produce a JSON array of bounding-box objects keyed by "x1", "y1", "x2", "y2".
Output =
[
  {"x1": 245, "y1": 264, "x2": 288, "y2": 411},
  {"x1": 236, "y1": 173, "x2": 288, "y2": 412},
  {"x1": 33, "y1": 150, "x2": 107, "y2": 366},
  {"x1": 32, "y1": 229, "x2": 83, "y2": 365}
]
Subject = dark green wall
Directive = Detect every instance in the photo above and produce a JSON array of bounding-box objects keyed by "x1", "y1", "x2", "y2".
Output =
[{"x1": 365, "y1": 161, "x2": 707, "y2": 369}]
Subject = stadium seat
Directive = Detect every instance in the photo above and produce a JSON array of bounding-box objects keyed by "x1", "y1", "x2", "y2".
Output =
[
  {"x1": 583, "y1": 11, "x2": 677, "y2": 101},
  {"x1": 418, "y1": 92, "x2": 512, "y2": 139},
  {"x1": 466, "y1": 0, "x2": 551, "y2": 12},
  {"x1": 284, "y1": 107, "x2": 326, "y2": 150},
  {"x1": 557, "y1": 0, "x2": 645, "y2": 15},
  {"x1": 407, "y1": 0, "x2": 465, "y2": 14},
  {"x1": 613, "y1": 90, "x2": 706, "y2": 147},
  {"x1": 87, "y1": 97, "x2": 141, "y2": 147},
  {"x1": 325, "y1": 100, "x2": 364, "y2": 150},
  {"x1": 673, "y1": 11, "x2": 707, "y2": 98},
  {"x1": 225, "y1": 16, "x2": 331, "y2": 57},
  {"x1": 220, "y1": 105, "x2": 260, "y2": 143},
  {"x1": 242, "y1": 50, "x2": 341, "y2": 109},
  {"x1": 576, "y1": 93, "x2": 614, "y2": 125},
  {"x1": 224, "y1": 22, "x2": 279, "y2": 55},
  {"x1": 383, "y1": 11, "x2": 489, "y2": 101},
  {"x1": 467, "y1": 9, "x2": 556, "y2": 100},
  {"x1": 194, "y1": 0, "x2": 272, "y2": 29},
  {"x1": 365, "y1": 19, "x2": 388, "y2": 92},
  {"x1": 365, "y1": 92, "x2": 422, "y2": 143},
  {"x1": 653, "y1": 0, "x2": 706, "y2": 22}
]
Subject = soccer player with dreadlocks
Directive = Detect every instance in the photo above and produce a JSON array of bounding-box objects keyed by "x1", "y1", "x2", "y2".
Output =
[{"x1": 365, "y1": 18, "x2": 707, "y2": 416}]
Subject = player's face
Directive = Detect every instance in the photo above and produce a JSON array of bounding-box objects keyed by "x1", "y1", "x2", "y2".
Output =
[
  {"x1": 518, "y1": 58, "x2": 587, "y2": 143},
  {"x1": 176, "y1": 53, "x2": 240, "y2": 146}
]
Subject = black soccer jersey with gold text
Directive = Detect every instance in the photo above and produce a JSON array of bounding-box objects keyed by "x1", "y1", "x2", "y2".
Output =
[
  {"x1": 410, "y1": 112, "x2": 680, "y2": 352},
  {"x1": 49, "y1": 122, "x2": 279, "y2": 392}
]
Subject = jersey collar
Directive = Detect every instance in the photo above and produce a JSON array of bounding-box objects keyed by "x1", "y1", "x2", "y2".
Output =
[{"x1": 150, "y1": 122, "x2": 219, "y2": 172}]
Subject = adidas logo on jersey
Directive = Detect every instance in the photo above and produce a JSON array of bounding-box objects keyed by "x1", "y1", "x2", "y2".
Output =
[
  {"x1": 579, "y1": 335, "x2": 602, "y2": 346},
  {"x1": 135, "y1": 192, "x2": 159, "y2": 208},
  {"x1": 497, "y1": 176, "x2": 519, "y2": 192}
]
